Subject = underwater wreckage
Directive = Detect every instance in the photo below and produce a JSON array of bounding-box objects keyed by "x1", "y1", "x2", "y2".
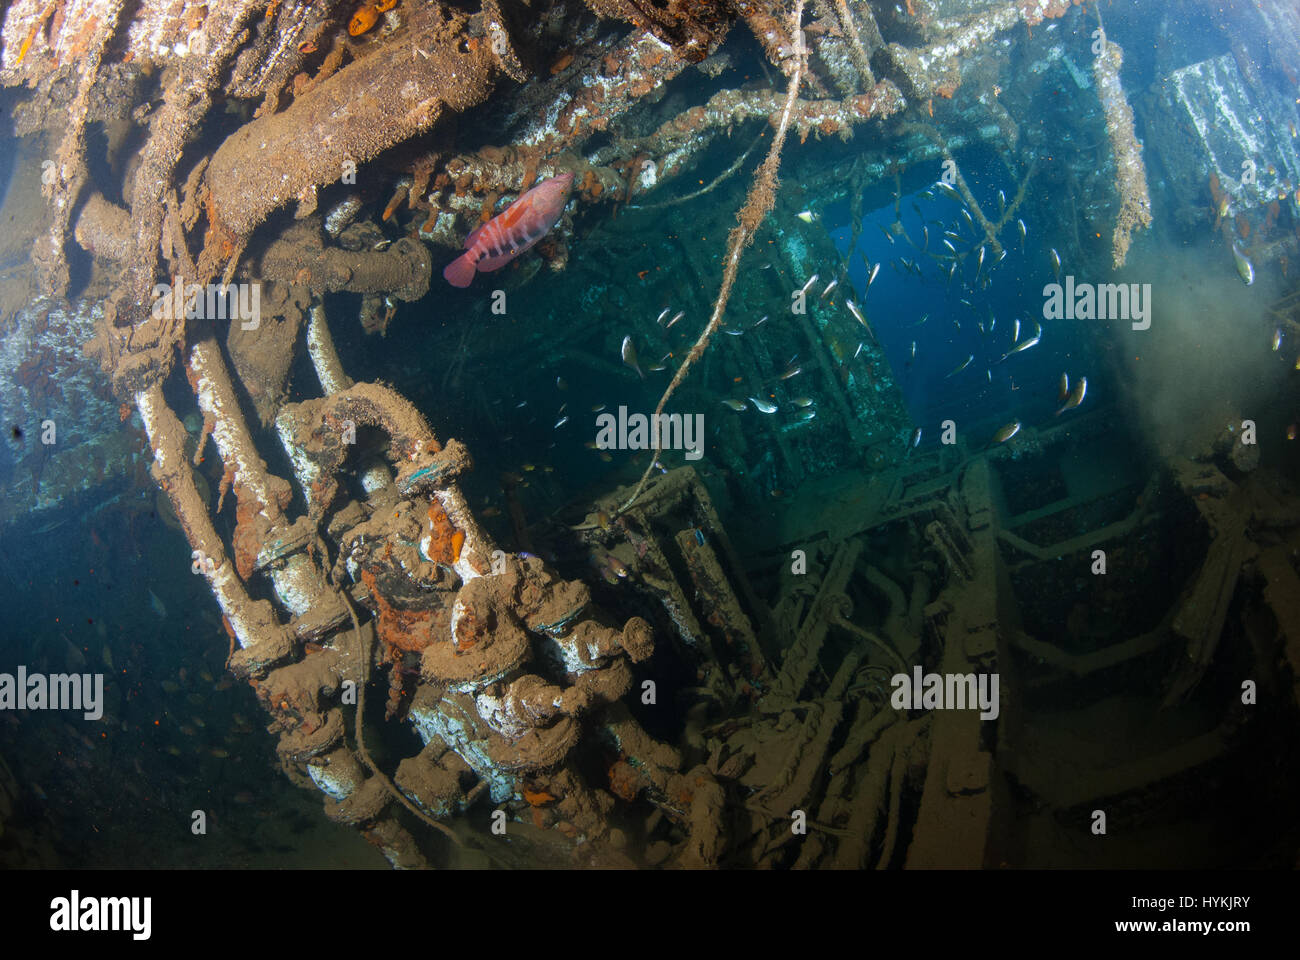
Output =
[{"x1": 1, "y1": 0, "x2": 1299, "y2": 869}]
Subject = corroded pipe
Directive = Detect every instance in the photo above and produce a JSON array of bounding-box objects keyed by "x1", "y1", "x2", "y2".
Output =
[
  {"x1": 135, "y1": 383, "x2": 293, "y2": 671},
  {"x1": 205, "y1": 6, "x2": 496, "y2": 238},
  {"x1": 189, "y1": 337, "x2": 345, "y2": 637}
]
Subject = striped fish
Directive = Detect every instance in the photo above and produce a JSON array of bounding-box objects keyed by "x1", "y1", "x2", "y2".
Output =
[{"x1": 444, "y1": 173, "x2": 574, "y2": 287}]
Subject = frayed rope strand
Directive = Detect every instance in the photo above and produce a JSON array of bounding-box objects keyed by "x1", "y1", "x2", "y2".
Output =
[{"x1": 616, "y1": 0, "x2": 808, "y2": 515}]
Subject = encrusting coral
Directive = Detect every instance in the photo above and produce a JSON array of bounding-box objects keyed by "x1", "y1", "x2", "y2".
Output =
[{"x1": 1094, "y1": 37, "x2": 1151, "y2": 268}]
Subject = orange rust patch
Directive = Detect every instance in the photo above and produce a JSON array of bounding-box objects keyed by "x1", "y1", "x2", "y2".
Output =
[
  {"x1": 523, "y1": 787, "x2": 555, "y2": 806},
  {"x1": 519, "y1": 160, "x2": 538, "y2": 194},
  {"x1": 349, "y1": 4, "x2": 380, "y2": 35},
  {"x1": 423, "y1": 499, "x2": 462, "y2": 565},
  {"x1": 550, "y1": 51, "x2": 574, "y2": 75},
  {"x1": 359, "y1": 566, "x2": 434, "y2": 652},
  {"x1": 1265, "y1": 199, "x2": 1279, "y2": 233},
  {"x1": 608, "y1": 760, "x2": 640, "y2": 801}
]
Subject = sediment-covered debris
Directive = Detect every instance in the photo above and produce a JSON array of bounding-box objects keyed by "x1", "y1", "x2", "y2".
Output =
[{"x1": 4, "y1": 0, "x2": 1300, "y2": 870}]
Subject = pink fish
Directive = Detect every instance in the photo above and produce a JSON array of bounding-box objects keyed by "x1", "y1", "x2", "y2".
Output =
[{"x1": 443, "y1": 172, "x2": 575, "y2": 287}]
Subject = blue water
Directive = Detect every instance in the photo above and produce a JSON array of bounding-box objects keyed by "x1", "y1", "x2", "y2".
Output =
[{"x1": 828, "y1": 171, "x2": 1100, "y2": 448}]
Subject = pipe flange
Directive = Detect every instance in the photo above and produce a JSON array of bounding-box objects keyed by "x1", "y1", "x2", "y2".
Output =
[
  {"x1": 486, "y1": 715, "x2": 581, "y2": 774},
  {"x1": 276, "y1": 708, "x2": 345, "y2": 762},
  {"x1": 422, "y1": 579, "x2": 529, "y2": 692},
  {"x1": 521, "y1": 576, "x2": 591, "y2": 638},
  {"x1": 397, "y1": 439, "x2": 472, "y2": 496}
]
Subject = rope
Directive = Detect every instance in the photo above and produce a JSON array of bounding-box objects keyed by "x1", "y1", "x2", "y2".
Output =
[{"x1": 615, "y1": 0, "x2": 809, "y2": 515}]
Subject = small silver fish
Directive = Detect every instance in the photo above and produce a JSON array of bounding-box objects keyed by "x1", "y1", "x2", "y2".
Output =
[
  {"x1": 749, "y1": 396, "x2": 778, "y2": 414},
  {"x1": 1050, "y1": 248, "x2": 1061, "y2": 282},
  {"x1": 910, "y1": 427, "x2": 922, "y2": 448},
  {"x1": 1056, "y1": 377, "x2": 1087, "y2": 415},
  {"x1": 1011, "y1": 318, "x2": 1020, "y2": 342},
  {"x1": 845, "y1": 300, "x2": 876, "y2": 341},
  {"x1": 796, "y1": 210, "x2": 817, "y2": 223},
  {"x1": 752, "y1": 315, "x2": 769, "y2": 328},
  {"x1": 936, "y1": 180, "x2": 961, "y2": 203},
  {"x1": 866, "y1": 262, "x2": 881, "y2": 288},
  {"x1": 796, "y1": 409, "x2": 817, "y2": 422},
  {"x1": 792, "y1": 396, "x2": 815, "y2": 407},
  {"x1": 1272, "y1": 328, "x2": 1283, "y2": 351},
  {"x1": 656, "y1": 308, "x2": 671, "y2": 325},
  {"x1": 800, "y1": 274, "x2": 820, "y2": 296},
  {"x1": 554, "y1": 416, "x2": 569, "y2": 429},
  {"x1": 622, "y1": 336, "x2": 644, "y2": 379},
  {"x1": 853, "y1": 342, "x2": 865, "y2": 359},
  {"x1": 1058, "y1": 372, "x2": 1069, "y2": 401},
  {"x1": 724, "y1": 328, "x2": 745, "y2": 336},
  {"x1": 1232, "y1": 243, "x2": 1254, "y2": 285},
  {"x1": 720, "y1": 398, "x2": 747, "y2": 412},
  {"x1": 821, "y1": 278, "x2": 839, "y2": 299},
  {"x1": 777, "y1": 362, "x2": 802, "y2": 380},
  {"x1": 998, "y1": 334, "x2": 1041, "y2": 362},
  {"x1": 992, "y1": 421, "x2": 1022, "y2": 444},
  {"x1": 909, "y1": 341, "x2": 916, "y2": 360},
  {"x1": 946, "y1": 354, "x2": 974, "y2": 378},
  {"x1": 666, "y1": 311, "x2": 685, "y2": 330}
]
